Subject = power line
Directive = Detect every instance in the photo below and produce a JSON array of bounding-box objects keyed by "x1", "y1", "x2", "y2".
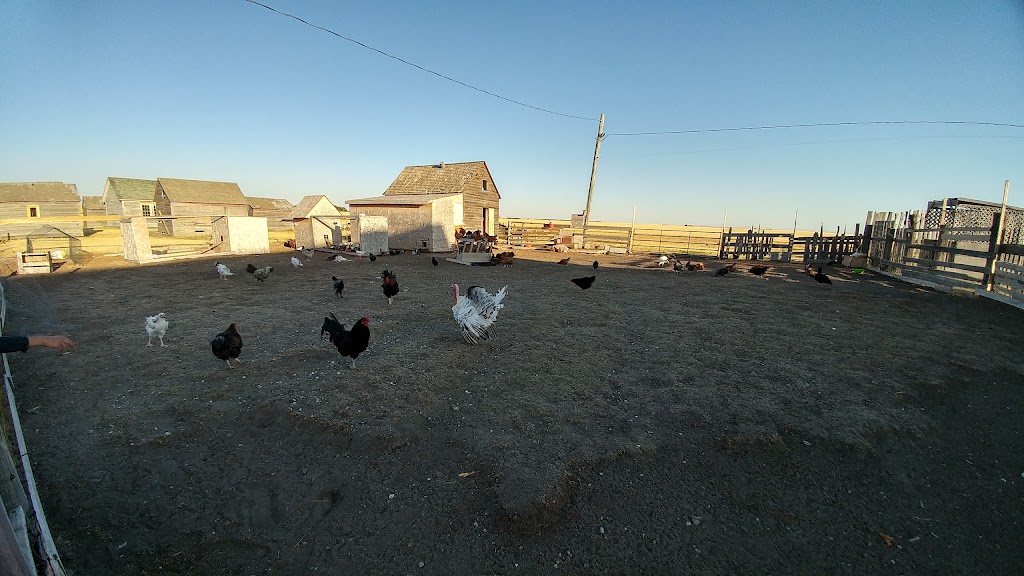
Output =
[
  {"x1": 616, "y1": 134, "x2": 1024, "y2": 157},
  {"x1": 241, "y1": 0, "x2": 597, "y2": 121},
  {"x1": 606, "y1": 120, "x2": 1024, "y2": 137}
]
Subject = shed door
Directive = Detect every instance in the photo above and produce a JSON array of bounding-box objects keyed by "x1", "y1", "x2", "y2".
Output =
[{"x1": 483, "y1": 208, "x2": 495, "y2": 236}]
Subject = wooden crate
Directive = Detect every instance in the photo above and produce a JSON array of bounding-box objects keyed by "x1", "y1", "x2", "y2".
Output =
[{"x1": 17, "y1": 252, "x2": 52, "y2": 274}]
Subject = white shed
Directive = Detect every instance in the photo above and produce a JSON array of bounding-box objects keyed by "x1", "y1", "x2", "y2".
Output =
[
  {"x1": 346, "y1": 193, "x2": 462, "y2": 252},
  {"x1": 290, "y1": 195, "x2": 345, "y2": 249},
  {"x1": 212, "y1": 216, "x2": 270, "y2": 255}
]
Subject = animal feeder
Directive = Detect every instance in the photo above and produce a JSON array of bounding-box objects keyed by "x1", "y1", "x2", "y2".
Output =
[{"x1": 447, "y1": 237, "x2": 494, "y2": 265}]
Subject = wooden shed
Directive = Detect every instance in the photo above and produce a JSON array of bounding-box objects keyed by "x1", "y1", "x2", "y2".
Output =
[
  {"x1": 347, "y1": 193, "x2": 462, "y2": 252},
  {"x1": 101, "y1": 177, "x2": 158, "y2": 218},
  {"x1": 383, "y1": 161, "x2": 501, "y2": 236},
  {"x1": 290, "y1": 195, "x2": 346, "y2": 249},
  {"x1": 154, "y1": 178, "x2": 251, "y2": 236},
  {"x1": 0, "y1": 182, "x2": 83, "y2": 238},
  {"x1": 246, "y1": 196, "x2": 295, "y2": 230}
]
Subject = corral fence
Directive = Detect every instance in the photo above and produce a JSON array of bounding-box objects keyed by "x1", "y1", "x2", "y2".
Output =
[
  {"x1": 865, "y1": 190, "x2": 1024, "y2": 309},
  {"x1": 0, "y1": 280, "x2": 67, "y2": 575},
  {"x1": 501, "y1": 218, "x2": 863, "y2": 263}
]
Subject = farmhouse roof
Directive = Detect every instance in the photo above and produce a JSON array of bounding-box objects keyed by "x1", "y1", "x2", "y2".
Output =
[
  {"x1": 105, "y1": 177, "x2": 158, "y2": 201},
  {"x1": 0, "y1": 182, "x2": 81, "y2": 203},
  {"x1": 291, "y1": 195, "x2": 341, "y2": 218},
  {"x1": 157, "y1": 178, "x2": 248, "y2": 205},
  {"x1": 82, "y1": 196, "x2": 105, "y2": 210},
  {"x1": 246, "y1": 196, "x2": 294, "y2": 210},
  {"x1": 347, "y1": 193, "x2": 461, "y2": 206},
  {"x1": 384, "y1": 161, "x2": 500, "y2": 199}
]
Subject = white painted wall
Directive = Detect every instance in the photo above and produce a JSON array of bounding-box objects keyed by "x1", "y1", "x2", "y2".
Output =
[{"x1": 212, "y1": 216, "x2": 270, "y2": 255}]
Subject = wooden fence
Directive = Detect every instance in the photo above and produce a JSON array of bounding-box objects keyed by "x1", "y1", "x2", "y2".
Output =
[
  {"x1": 501, "y1": 219, "x2": 860, "y2": 261},
  {"x1": 866, "y1": 210, "x2": 1024, "y2": 309}
]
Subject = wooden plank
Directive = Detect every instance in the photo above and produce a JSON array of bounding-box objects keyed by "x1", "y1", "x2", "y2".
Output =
[
  {"x1": 999, "y1": 244, "x2": 1024, "y2": 257},
  {"x1": 977, "y1": 288, "x2": 1024, "y2": 311},
  {"x1": 899, "y1": 256, "x2": 988, "y2": 273},
  {"x1": 0, "y1": 502, "x2": 35, "y2": 576},
  {"x1": 878, "y1": 259, "x2": 983, "y2": 286},
  {"x1": 869, "y1": 267, "x2": 979, "y2": 296},
  {"x1": 900, "y1": 244, "x2": 990, "y2": 258},
  {"x1": 996, "y1": 261, "x2": 1024, "y2": 275}
]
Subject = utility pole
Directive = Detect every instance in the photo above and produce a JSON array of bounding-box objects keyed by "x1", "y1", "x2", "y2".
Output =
[{"x1": 580, "y1": 113, "x2": 605, "y2": 250}]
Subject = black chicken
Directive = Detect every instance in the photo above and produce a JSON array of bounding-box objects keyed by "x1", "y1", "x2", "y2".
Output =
[
  {"x1": 814, "y1": 267, "x2": 832, "y2": 285},
  {"x1": 714, "y1": 267, "x2": 730, "y2": 277},
  {"x1": 370, "y1": 254, "x2": 377, "y2": 262},
  {"x1": 570, "y1": 276, "x2": 596, "y2": 290},
  {"x1": 211, "y1": 323, "x2": 243, "y2": 368},
  {"x1": 432, "y1": 257, "x2": 439, "y2": 267},
  {"x1": 382, "y1": 269, "x2": 400, "y2": 305},
  {"x1": 321, "y1": 313, "x2": 371, "y2": 368},
  {"x1": 749, "y1": 265, "x2": 769, "y2": 277},
  {"x1": 331, "y1": 276, "x2": 344, "y2": 297},
  {"x1": 592, "y1": 261, "x2": 599, "y2": 270}
]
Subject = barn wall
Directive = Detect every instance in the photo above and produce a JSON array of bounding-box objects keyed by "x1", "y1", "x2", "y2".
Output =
[
  {"x1": 251, "y1": 208, "x2": 294, "y2": 229},
  {"x1": 459, "y1": 166, "x2": 500, "y2": 232},
  {"x1": 0, "y1": 202, "x2": 83, "y2": 238},
  {"x1": 212, "y1": 217, "x2": 270, "y2": 255},
  {"x1": 348, "y1": 205, "x2": 436, "y2": 250}
]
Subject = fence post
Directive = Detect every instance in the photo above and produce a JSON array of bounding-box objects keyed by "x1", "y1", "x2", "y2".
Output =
[{"x1": 983, "y1": 212, "x2": 1004, "y2": 291}]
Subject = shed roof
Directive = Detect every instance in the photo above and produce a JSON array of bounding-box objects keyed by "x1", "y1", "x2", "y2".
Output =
[
  {"x1": 105, "y1": 177, "x2": 158, "y2": 201},
  {"x1": 0, "y1": 182, "x2": 80, "y2": 203},
  {"x1": 291, "y1": 195, "x2": 341, "y2": 218},
  {"x1": 246, "y1": 196, "x2": 294, "y2": 210},
  {"x1": 82, "y1": 196, "x2": 105, "y2": 210},
  {"x1": 347, "y1": 193, "x2": 461, "y2": 206},
  {"x1": 384, "y1": 161, "x2": 500, "y2": 198},
  {"x1": 157, "y1": 178, "x2": 248, "y2": 204}
]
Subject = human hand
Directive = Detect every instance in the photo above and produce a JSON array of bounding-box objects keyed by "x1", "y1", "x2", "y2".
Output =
[{"x1": 28, "y1": 336, "x2": 76, "y2": 354}]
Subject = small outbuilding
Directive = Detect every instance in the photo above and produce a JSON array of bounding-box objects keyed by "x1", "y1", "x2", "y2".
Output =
[
  {"x1": 346, "y1": 193, "x2": 462, "y2": 252},
  {"x1": 246, "y1": 196, "x2": 295, "y2": 230},
  {"x1": 383, "y1": 161, "x2": 501, "y2": 235},
  {"x1": 155, "y1": 178, "x2": 251, "y2": 236},
  {"x1": 101, "y1": 177, "x2": 158, "y2": 218},
  {"x1": 0, "y1": 182, "x2": 84, "y2": 238},
  {"x1": 290, "y1": 195, "x2": 346, "y2": 248}
]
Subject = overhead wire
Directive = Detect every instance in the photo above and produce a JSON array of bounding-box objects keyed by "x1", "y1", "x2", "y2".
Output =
[
  {"x1": 605, "y1": 120, "x2": 1024, "y2": 137},
  {"x1": 241, "y1": 0, "x2": 598, "y2": 121}
]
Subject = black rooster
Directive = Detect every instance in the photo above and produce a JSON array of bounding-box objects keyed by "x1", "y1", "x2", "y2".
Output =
[
  {"x1": 321, "y1": 313, "x2": 371, "y2": 368},
  {"x1": 331, "y1": 276, "x2": 344, "y2": 297},
  {"x1": 432, "y1": 257, "x2": 439, "y2": 267},
  {"x1": 570, "y1": 276, "x2": 596, "y2": 290},
  {"x1": 211, "y1": 323, "x2": 243, "y2": 368},
  {"x1": 814, "y1": 267, "x2": 832, "y2": 285},
  {"x1": 749, "y1": 265, "x2": 769, "y2": 277},
  {"x1": 714, "y1": 267, "x2": 730, "y2": 277},
  {"x1": 382, "y1": 269, "x2": 400, "y2": 305}
]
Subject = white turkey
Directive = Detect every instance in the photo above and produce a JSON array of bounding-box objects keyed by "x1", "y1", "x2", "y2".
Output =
[{"x1": 451, "y1": 284, "x2": 508, "y2": 344}]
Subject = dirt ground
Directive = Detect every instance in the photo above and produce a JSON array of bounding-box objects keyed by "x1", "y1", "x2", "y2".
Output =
[{"x1": 2, "y1": 247, "x2": 1023, "y2": 575}]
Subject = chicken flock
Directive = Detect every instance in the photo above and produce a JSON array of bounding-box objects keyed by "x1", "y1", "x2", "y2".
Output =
[{"x1": 150, "y1": 247, "x2": 837, "y2": 372}]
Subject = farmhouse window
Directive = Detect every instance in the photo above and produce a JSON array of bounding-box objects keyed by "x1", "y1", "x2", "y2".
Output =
[
  {"x1": 27, "y1": 205, "x2": 40, "y2": 218},
  {"x1": 142, "y1": 203, "x2": 154, "y2": 216},
  {"x1": 482, "y1": 180, "x2": 488, "y2": 191}
]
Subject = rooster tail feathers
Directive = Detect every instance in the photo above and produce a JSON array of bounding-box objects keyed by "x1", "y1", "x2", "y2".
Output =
[{"x1": 246, "y1": 263, "x2": 257, "y2": 274}]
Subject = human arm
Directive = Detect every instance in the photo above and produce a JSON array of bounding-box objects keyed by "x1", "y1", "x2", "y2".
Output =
[{"x1": 0, "y1": 336, "x2": 75, "y2": 354}]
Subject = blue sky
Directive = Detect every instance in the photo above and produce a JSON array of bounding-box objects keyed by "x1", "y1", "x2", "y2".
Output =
[{"x1": 2, "y1": 1, "x2": 1022, "y2": 230}]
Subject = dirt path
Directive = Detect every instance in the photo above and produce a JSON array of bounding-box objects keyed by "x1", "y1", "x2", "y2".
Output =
[{"x1": 3, "y1": 250, "x2": 1023, "y2": 574}]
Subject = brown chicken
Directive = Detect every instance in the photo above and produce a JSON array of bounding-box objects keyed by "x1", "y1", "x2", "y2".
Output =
[
  {"x1": 557, "y1": 257, "x2": 570, "y2": 265},
  {"x1": 685, "y1": 261, "x2": 705, "y2": 271}
]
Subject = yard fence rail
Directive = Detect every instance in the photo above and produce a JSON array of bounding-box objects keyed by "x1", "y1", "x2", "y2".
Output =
[{"x1": 0, "y1": 279, "x2": 67, "y2": 576}]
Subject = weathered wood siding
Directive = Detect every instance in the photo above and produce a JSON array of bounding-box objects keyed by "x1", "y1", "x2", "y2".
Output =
[
  {"x1": 0, "y1": 202, "x2": 83, "y2": 237},
  {"x1": 350, "y1": 205, "x2": 436, "y2": 251},
  {"x1": 163, "y1": 202, "x2": 250, "y2": 236},
  {"x1": 460, "y1": 166, "x2": 499, "y2": 232}
]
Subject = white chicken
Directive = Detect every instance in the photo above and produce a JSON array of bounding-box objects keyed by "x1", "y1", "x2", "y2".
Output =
[
  {"x1": 215, "y1": 261, "x2": 233, "y2": 279},
  {"x1": 301, "y1": 246, "x2": 315, "y2": 260},
  {"x1": 144, "y1": 312, "x2": 169, "y2": 348},
  {"x1": 451, "y1": 284, "x2": 508, "y2": 344},
  {"x1": 290, "y1": 256, "x2": 304, "y2": 268}
]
